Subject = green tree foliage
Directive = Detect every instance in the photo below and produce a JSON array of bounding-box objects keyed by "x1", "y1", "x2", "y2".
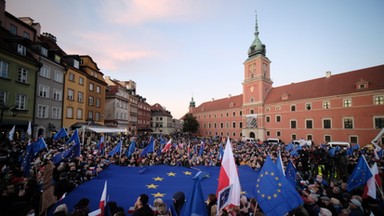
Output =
[{"x1": 182, "y1": 113, "x2": 199, "y2": 134}]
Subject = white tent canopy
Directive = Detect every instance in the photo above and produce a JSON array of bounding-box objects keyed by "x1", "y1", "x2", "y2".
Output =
[{"x1": 85, "y1": 126, "x2": 128, "y2": 133}]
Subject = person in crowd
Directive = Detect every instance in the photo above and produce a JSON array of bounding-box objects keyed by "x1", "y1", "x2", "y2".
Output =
[
  {"x1": 206, "y1": 193, "x2": 217, "y2": 216},
  {"x1": 132, "y1": 194, "x2": 154, "y2": 216}
]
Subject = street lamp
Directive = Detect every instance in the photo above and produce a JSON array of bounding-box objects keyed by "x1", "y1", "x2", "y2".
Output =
[{"x1": 0, "y1": 102, "x2": 18, "y2": 126}]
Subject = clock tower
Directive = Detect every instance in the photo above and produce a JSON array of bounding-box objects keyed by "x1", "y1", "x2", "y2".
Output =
[{"x1": 242, "y1": 14, "x2": 272, "y2": 140}]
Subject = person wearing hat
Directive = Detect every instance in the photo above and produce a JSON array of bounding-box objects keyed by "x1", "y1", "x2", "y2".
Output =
[
  {"x1": 304, "y1": 193, "x2": 320, "y2": 216},
  {"x1": 319, "y1": 196, "x2": 336, "y2": 215},
  {"x1": 132, "y1": 194, "x2": 154, "y2": 216},
  {"x1": 348, "y1": 198, "x2": 364, "y2": 216}
]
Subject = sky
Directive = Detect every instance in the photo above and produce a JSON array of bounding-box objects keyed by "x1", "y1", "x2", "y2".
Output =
[{"x1": 7, "y1": 0, "x2": 384, "y2": 119}]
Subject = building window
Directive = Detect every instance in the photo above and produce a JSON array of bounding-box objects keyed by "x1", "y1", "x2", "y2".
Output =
[
  {"x1": 66, "y1": 107, "x2": 73, "y2": 118},
  {"x1": 69, "y1": 73, "x2": 75, "y2": 82},
  {"x1": 324, "y1": 135, "x2": 331, "y2": 142},
  {"x1": 306, "y1": 119, "x2": 313, "y2": 129},
  {"x1": 53, "y1": 89, "x2": 62, "y2": 101},
  {"x1": 0, "y1": 60, "x2": 9, "y2": 78},
  {"x1": 0, "y1": 91, "x2": 6, "y2": 104},
  {"x1": 74, "y1": 60, "x2": 80, "y2": 69},
  {"x1": 306, "y1": 103, "x2": 312, "y2": 110},
  {"x1": 96, "y1": 86, "x2": 101, "y2": 93},
  {"x1": 350, "y1": 136, "x2": 358, "y2": 144},
  {"x1": 323, "y1": 101, "x2": 330, "y2": 109},
  {"x1": 88, "y1": 111, "x2": 93, "y2": 120},
  {"x1": 53, "y1": 70, "x2": 63, "y2": 83},
  {"x1": 232, "y1": 122, "x2": 236, "y2": 128},
  {"x1": 67, "y1": 89, "x2": 74, "y2": 100},
  {"x1": 374, "y1": 116, "x2": 384, "y2": 129},
  {"x1": 307, "y1": 134, "x2": 313, "y2": 141},
  {"x1": 17, "y1": 68, "x2": 28, "y2": 83},
  {"x1": 37, "y1": 104, "x2": 49, "y2": 118},
  {"x1": 88, "y1": 96, "x2": 94, "y2": 106},
  {"x1": 239, "y1": 122, "x2": 242, "y2": 128},
  {"x1": 290, "y1": 120, "x2": 297, "y2": 129},
  {"x1": 78, "y1": 92, "x2": 84, "y2": 103},
  {"x1": 89, "y1": 83, "x2": 94, "y2": 91},
  {"x1": 226, "y1": 122, "x2": 229, "y2": 128},
  {"x1": 17, "y1": 44, "x2": 27, "y2": 56},
  {"x1": 23, "y1": 31, "x2": 30, "y2": 39},
  {"x1": 54, "y1": 55, "x2": 61, "y2": 63},
  {"x1": 79, "y1": 77, "x2": 84, "y2": 85},
  {"x1": 16, "y1": 94, "x2": 27, "y2": 110},
  {"x1": 276, "y1": 131, "x2": 281, "y2": 137},
  {"x1": 39, "y1": 85, "x2": 50, "y2": 98},
  {"x1": 52, "y1": 107, "x2": 61, "y2": 119},
  {"x1": 250, "y1": 110, "x2": 254, "y2": 114},
  {"x1": 266, "y1": 131, "x2": 270, "y2": 136},
  {"x1": 343, "y1": 99, "x2": 352, "y2": 107},
  {"x1": 276, "y1": 115, "x2": 281, "y2": 122},
  {"x1": 220, "y1": 122, "x2": 224, "y2": 128},
  {"x1": 275, "y1": 106, "x2": 281, "y2": 111},
  {"x1": 374, "y1": 96, "x2": 384, "y2": 105},
  {"x1": 239, "y1": 111, "x2": 242, "y2": 116},
  {"x1": 39, "y1": 66, "x2": 50, "y2": 78},
  {"x1": 10, "y1": 24, "x2": 17, "y2": 34},
  {"x1": 291, "y1": 134, "x2": 297, "y2": 140},
  {"x1": 250, "y1": 97, "x2": 254, "y2": 103},
  {"x1": 344, "y1": 118, "x2": 353, "y2": 129},
  {"x1": 323, "y1": 119, "x2": 331, "y2": 129},
  {"x1": 266, "y1": 116, "x2": 270, "y2": 122},
  {"x1": 291, "y1": 105, "x2": 296, "y2": 111},
  {"x1": 76, "y1": 108, "x2": 83, "y2": 120},
  {"x1": 95, "y1": 112, "x2": 100, "y2": 121},
  {"x1": 226, "y1": 112, "x2": 229, "y2": 117},
  {"x1": 41, "y1": 47, "x2": 48, "y2": 57},
  {"x1": 233, "y1": 112, "x2": 235, "y2": 116}
]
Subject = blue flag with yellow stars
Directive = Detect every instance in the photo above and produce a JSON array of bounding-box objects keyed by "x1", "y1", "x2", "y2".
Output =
[
  {"x1": 347, "y1": 155, "x2": 372, "y2": 192},
  {"x1": 255, "y1": 155, "x2": 303, "y2": 216},
  {"x1": 51, "y1": 165, "x2": 259, "y2": 215}
]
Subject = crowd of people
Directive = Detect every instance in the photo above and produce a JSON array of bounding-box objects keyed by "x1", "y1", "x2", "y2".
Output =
[{"x1": 0, "y1": 131, "x2": 383, "y2": 216}]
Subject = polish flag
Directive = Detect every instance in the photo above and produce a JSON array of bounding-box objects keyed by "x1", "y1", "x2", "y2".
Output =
[
  {"x1": 99, "y1": 181, "x2": 107, "y2": 216},
  {"x1": 161, "y1": 138, "x2": 172, "y2": 153},
  {"x1": 216, "y1": 137, "x2": 241, "y2": 208},
  {"x1": 363, "y1": 163, "x2": 381, "y2": 199}
]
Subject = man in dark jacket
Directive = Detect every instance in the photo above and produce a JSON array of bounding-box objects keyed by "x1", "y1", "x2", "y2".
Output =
[{"x1": 132, "y1": 194, "x2": 154, "y2": 216}]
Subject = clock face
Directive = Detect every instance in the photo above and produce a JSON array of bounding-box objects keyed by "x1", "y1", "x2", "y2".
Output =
[{"x1": 249, "y1": 64, "x2": 256, "y2": 72}]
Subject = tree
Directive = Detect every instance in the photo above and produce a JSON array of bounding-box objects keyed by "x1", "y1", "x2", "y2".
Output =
[{"x1": 183, "y1": 113, "x2": 199, "y2": 134}]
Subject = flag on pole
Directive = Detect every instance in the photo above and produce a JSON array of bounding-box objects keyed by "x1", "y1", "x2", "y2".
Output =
[
  {"x1": 161, "y1": 138, "x2": 172, "y2": 153},
  {"x1": 255, "y1": 155, "x2": 303, "y2": 216},
  {"x1": 363, "y1": 162, "x2": 381, "y2": 199},
  {"x1": 67, "y1": 129, "x2": 81, "y2": 145},
  {"x1": 53, "y1": 128, "x2": 68, "y2": 141},
  {"x1": 27, "y1": 121, "x2": 32, "y2": 136},
  {"x1": 99, "y1": 181, "x2": 107, "y2": 216},
  {"x1": 276, "y1": 151, "x2": 285, "y2": 176},
  {"x1": 126, "y1": 140, "x2": 136, "y2": 158},
  {"x1": 179, "y1": 172, "x2": 209, "y2": 216},
  {"x1": 32, "y1": 137, "x2": 48, "y2": 155},
  {"x1": 198, "y1": 140, "x2": 205, "y2": 157},
  {"x1": 108, "y1": 140, "x2": 122, "y2": 157},
  {"x1": 8, "y1": 125, "x2": 15, "y2": 141},
  {"x1": 285, "y1": 160, "x2": 298, "y2": 187},
  {"x1": 216, "y1": 137, "x2": 241, "y2": 208},
  {"x1": 139, "y1": 136, "x2": 155, "y2": 157},
  {"x1": 347, "y1": 155, "x2": 373, "y2": 192}
]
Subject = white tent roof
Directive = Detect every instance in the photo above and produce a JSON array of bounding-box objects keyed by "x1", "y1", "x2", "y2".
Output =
[{"x1": 86, "y1": 126, "x2": 128, "y2": 133}]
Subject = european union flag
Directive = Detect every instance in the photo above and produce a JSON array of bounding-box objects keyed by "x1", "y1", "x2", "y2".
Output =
[
  {"x1": 255, "y1": 155, "x2": 303, "y2": 216},
  {"x1": 126, "y1": 140, "x2": 136, "y2": 158},
  {"x1": 139, "y1": 136, "x2": 155, "y2": 157},
  {"x1": 53, "y1": 128, "x2": 68, "y2": 141},
  {"x1": 67, "y1": 129, "x2": 81, "y2": 145},
  {"x1": 276, "y1": 151, "x2": 284, "y2": 176},
  {"x1": 32, "y1": 137, "x2": 48, "y2": 155},
  {"x1": 347, "y1": 155, "x2": 372, "y2": 191},
  {"x1": 22, "y1": 140, "x2": 33, "y2": 177},
  {"x1": 108, "y1": 140, "x2": 122, "y2": 157},
  {"x1": 285, "y1": 143, "x2": 294, "y2": 151},
  {"x1": 285, "y1": 160, "x2": 297, "y2": 187},
  {"x1": 180, "y1": 171, "x2": 209, "y2": 216}
]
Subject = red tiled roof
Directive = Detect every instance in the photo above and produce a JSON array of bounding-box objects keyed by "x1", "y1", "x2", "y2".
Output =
[
  {"x1": 265, "y1": 65, "x2": 384, "y2": 104},
  {"x1": 195, "y1": 94, "x2": 243, "y2": 112}
]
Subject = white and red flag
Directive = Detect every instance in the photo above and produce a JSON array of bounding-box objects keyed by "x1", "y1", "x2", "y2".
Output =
[
  {"x1": 363, "y1": 163, "x2": 382, "y2": 199},
  {"x1": 216, "y1": 137, "x2": 241, "y2": 208},
  {"x1": 161, "y1": 138, "x2": 172, "y2": 153}
]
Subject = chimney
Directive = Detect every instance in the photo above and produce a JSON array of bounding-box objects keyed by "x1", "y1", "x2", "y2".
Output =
[
  {"x1": 42, "y1": 32, "x2": 57, "y2": 42},
  {"x1": 325, "y1": 71, "x2": 331, "y2": 78},
  {"x1": 211, "y1": 98, "x2": 214, "y2": 101},
  {"x1": 228, "y1": 94, "x2": 231, "y2": 98}
]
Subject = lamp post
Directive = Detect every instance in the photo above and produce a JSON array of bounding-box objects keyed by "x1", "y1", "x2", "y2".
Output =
[{"x1": 0, "y1": 102, "x2": 18, "y2": 127}]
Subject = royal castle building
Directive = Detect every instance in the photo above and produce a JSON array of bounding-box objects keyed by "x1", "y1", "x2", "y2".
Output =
[{"x1": 189, "y1": 17, "x2": 384, "y2": 146}]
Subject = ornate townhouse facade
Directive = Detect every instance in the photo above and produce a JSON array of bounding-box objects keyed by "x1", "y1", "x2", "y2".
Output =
[{"x1": 189, "y1": 17, "x2": 384, "y2": 146}]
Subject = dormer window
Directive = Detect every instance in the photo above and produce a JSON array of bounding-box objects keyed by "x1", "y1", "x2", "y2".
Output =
[
  {"x1": 281, "y1": 93, "x2": 289, "y2": 100},
  {"x1": 54, "y1": 55, "x2": 61, "y2": 63},
  {"x1": 356, "y1": 79, "x2": 369, "y2": 90},
  {"x1": 17, "y1": 44, "x2": 26, "y2": 56},
  {"x1": 74, "y1": 59, "x2": 80, "y2": 69},
  {"x1": 41, "y1": 47, "x2": 48, "y2": 57}
]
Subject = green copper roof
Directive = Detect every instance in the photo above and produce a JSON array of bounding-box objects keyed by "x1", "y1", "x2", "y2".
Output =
[{"x1": 248, "y1": 12, "x2": 266, "y2": 57}]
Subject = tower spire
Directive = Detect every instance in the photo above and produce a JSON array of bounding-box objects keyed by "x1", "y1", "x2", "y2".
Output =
[{"x1": 248, "y1": 11, "x2": 266, "y2": 58}]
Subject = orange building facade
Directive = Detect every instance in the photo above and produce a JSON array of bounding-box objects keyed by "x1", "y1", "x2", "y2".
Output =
[{"x1": 189, "y1": 17, "x2": 384, "y2": 146}]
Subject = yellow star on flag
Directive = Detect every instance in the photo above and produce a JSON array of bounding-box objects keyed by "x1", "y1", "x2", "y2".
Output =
[
  {"x1": 152, "y1": 192, "x2": 166, "y2": 198},
  {"x1": 153, "y1": 177, "x2": 164, "y2": 181},
  {"x1": 183, "y1": 171, "x2": 192, "y2": 175},
  {"x1": 146, "y1": 184, "x2": 158, "y2": 189},
  {"x1": 167, "y1": 172, "x2": 176, "y2": 176}
]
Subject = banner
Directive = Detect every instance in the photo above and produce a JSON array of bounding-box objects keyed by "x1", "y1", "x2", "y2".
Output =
[{"x1": 246, "y1": 114, "x2": 258, "y2": 128}]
